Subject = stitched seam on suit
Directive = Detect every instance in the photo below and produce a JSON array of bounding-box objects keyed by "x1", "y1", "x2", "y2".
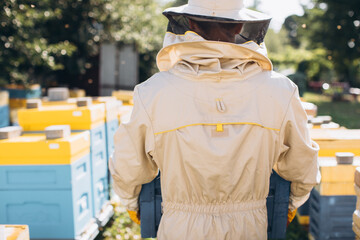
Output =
[
  {"x1": 155, "y1": 122, "x2": 280, "y2": 135},
  {"x1": 136, "y1": 86, "x2": 158, "y2": 159}
]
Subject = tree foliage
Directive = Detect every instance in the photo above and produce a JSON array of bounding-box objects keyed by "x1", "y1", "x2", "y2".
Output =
[
  {"x1": 280, "y1": 0, "x2": 360, "y2": 86},
  {"x1": 0, "y1": 0, "x2": 168, "y2": 88}
]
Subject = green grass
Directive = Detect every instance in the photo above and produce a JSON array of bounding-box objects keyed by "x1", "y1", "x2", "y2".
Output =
[{"x1": 303, "y1": 92, "x2": 360, "y2": 129}]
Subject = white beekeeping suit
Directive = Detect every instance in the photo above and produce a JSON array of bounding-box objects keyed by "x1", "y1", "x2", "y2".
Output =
[{"x1": 110, "y1": 0, "x2": 320, "y2": 239}]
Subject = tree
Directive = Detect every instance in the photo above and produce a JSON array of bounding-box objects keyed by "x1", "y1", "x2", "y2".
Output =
[
  {"x1": 0, "y1": 0, "x2": 168, "y2": 88},
  {"x1": 297, "y1": 0, "x2": 360, "y2": 86},
  {"x1": 0, "y1": 0, "x2": 110, "y2": 88}
]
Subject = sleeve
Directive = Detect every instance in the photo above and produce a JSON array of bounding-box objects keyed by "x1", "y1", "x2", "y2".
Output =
[
  {"x1": 109, "y1": 86, "x2": 158, "y2": 211},
  {"x1": 277, "y1": 87, "x2": 321, "y2": 211}
]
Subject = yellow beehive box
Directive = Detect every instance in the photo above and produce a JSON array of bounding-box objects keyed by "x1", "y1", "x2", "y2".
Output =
[
  {"x1": 92, "y1": 97, "x2": 119, "y2": 122},
  {"x1": 69, "y1": 89, "x2": 86, "y2": 98},
  {"x1": 9, "y1": 99, "x2": 27, "y2": 109},
  {"x1": 0, "y1": 225, "x2": 29, "y2": 240},
  {"x1": 315, "y1": 157, "x2": 360, "y2": 195},
  {"x1": 41, "y1": 96, "x2": 119, "y2": 122},
  {"x1": 0, "y1": 131, "x2": 90, "y2": 165},
  {"x1": 112, "y1": 90, "x2": 134, "y2": 105},
  {"x1": 310, "y1": 129, "x2": 360, "y2": 157},
  {"x1": 17, "y1": 104, "x2": 105, "y2": 131}
]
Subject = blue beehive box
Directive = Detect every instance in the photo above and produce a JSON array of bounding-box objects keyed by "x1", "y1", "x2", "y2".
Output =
[
  {"x1": 0, "y1": 131, "x2": 98, "y2": 239},
  {"x1": 139, "y1": 171, "x2": 290, "y2": 239},
  {"x1": 5, "y1": 84, "x2": 41, "y2": 99},
  {"x1": 105, "y1": 119, "x2": 118, "y2": 199},
  {"x1": 87, "y1": 124, "x2": 110, "y2": 218},
  {"x1": 309, "y1": 188, "x2": 356, "y2": 240},
  {"x1": 0, "y1": 105, "x2": 9, "y2": 128},
  {"x1": 105, "y1": 119, "x2": 119, "y2": 159},
  {"x1": 17, "y1": 103, "x2": 112, "y2": 223},
  {"x1": 0, "y1": 91, "x2": 9, "y2": 128}
]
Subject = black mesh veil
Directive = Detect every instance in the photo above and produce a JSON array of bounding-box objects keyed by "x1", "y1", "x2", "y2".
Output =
[{"x1": 164, "y1": 12, "x2": 271, "y2": 45}]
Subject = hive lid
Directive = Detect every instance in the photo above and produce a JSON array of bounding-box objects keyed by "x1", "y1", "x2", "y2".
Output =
[
  {"x1": 0, "y1": 131, "x2": 90, "y2": 165},
  {"x1": 45, "y1": 125, "x2": 71, "y2": 139},
  {"x1": 310, "y1": 117, "x2": 323, "y2": 126},
  {"x1": 17, "y1": 104, "x2": 105, "y2": 131},
  {"x1": 48, "y1": 87, "x2": 69, "y2": 101},
  {"x1": 317, "y1": 115, "x2": 332, "y2": 124},
  {"x1": 310, "y1": 129, "x2": 360, "y2": 140},
  {"x1": 26, "y1": 99, "x2": 42, "y2": 109},
  {"x1": 77, "y1": 97, "x2": 92, "y2": 107},
  {"x1": 0, "y1": 126, "x2": 22, "y2": 140},
  {"x1": 336, "y1": 152, "x2": 354, "y2": 165}
]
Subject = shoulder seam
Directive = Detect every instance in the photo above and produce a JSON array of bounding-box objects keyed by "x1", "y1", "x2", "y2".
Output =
[{"x1": 135, "y1": 87, "x2": 158, "y2": 159}]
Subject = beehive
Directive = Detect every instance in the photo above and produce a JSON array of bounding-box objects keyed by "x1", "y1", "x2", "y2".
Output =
[
  {"x1": 18, "y1": 104, "x2": 105, "y2": 131},
  {"x1": 17, "y1": 104, "x2": 110, "y2": 219},
  {"x1": 309, "y1": 188, "x2": 355, "y2": 240},
  {"x1": 310, "y1": 129, "x2": 360, "y2": 157},
  {"x1": 0, "y1": 130, "x2": 95, "y2": 239}
]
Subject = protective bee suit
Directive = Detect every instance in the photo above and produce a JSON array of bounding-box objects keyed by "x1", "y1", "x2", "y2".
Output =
[{"x1": 109, "y1": 0, "x2": 320, "y2": 239}]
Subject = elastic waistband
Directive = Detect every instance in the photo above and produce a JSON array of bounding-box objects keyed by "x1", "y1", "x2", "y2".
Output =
[{"x1": 163, "y1": 200, "x2": 266, "y2": 214}]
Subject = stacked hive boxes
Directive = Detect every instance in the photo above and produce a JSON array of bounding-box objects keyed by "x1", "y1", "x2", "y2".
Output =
[
  {"x1": 5, "y1": 84, "x2": 41, "y2": 125},
  {"x1": 41, "y1": 94, "x2": 120, "y2": 162},
  {"x1": 308, "y1": 129, "x2": 360, "y2": 240},
  {"x1": 353, "y1": 168, "x2": 360, "y2": 238},
  {"x1": 91, "y1": 97, "x2": 120, "y2": 202},
  {"x1": 92, "y1": 97, "x2": 119, "y2": 160},
  {"x1": 0, "y1": 126, "x2": 98, "y2": 239},
  {"x1": 40, "y1": 95, "x2": 121, "y2": 201},
  {"x1": 307, "y1": 115, "x2": 341, "y2": 130},
  {"x1": 17, "y1": 100, "x2": 113, "y2": 227},
  {"x1": 0, "y1": 91, "x2": 9, "y2": 128}
]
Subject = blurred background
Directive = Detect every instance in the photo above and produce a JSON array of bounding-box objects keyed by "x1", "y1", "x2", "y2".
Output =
[
  {"x1": 0, "y1": 0, "x2": 360, "y2": 239},
  {"x1": 1, "y1": 0, "x2": 360, "y2": 95}
]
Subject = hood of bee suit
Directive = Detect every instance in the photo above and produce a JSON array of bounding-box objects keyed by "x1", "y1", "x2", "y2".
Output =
[{"x1": 157, "y1": 0, "x2": 273, "y2": 80}]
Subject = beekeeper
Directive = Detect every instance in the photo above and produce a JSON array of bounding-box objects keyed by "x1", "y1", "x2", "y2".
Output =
[{"x1": 109, "y1": 0, "x2": 320, "y2": 239}]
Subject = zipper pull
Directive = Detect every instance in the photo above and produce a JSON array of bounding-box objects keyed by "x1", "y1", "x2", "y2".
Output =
[{"x1": 216, "y1": 98, "x2": 226, "y2": 113}]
